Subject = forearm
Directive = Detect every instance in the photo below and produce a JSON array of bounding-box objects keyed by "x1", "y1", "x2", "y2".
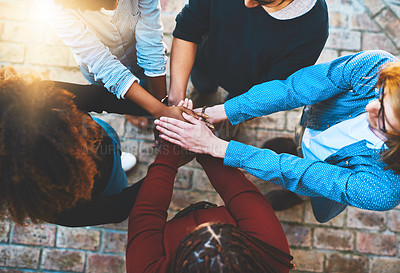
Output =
[
  {"x1": 169, "y1": 38, "x2": 197, "y2": 105},
  {"x1": 208, "y1": 137, "x2": 229, "y2": 158},
  {"x1": 125, "y1": 82, "x2": 167, "y2": 118},
  {"x1": 127, "y1": 143, "x2": 180, "y2": 272},
  {"x1": 128, "y1": 142, "x2": 181, "y2": 231},
  {"x1": 196, "y1": 155, "x2": 261, "y2": 204},
  {"x1": 147, "y1": 75, "x2": 167, "y2": 100}
]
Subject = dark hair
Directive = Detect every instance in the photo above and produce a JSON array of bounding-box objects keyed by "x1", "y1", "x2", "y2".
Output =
[
  {"x1": 376, "y1": 61, "x2": 400, "y2": 174},
  {"x1": 0, "y1": 67, "x2": 102, "y2": 224},
  {"x1": 262, "y1": 137, "x2": 298, "y2": 156},
  {"x1": 54, "y1": 0, "x2": 117, "y2": 10},
  {"x1": 172, "y1": 223, "x2": 294, "y2": 273}
]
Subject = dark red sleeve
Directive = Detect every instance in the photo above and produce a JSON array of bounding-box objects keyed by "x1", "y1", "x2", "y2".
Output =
[
  {"x1": 126, "y1": 143, "x2": 181, "y2": 273},
  {"x1": 196, "y1": 155, "x2": 289, "y2": 252}
]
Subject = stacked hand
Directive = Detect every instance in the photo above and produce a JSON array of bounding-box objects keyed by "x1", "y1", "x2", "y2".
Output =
[{"x1": 155, "y1": 99, "x2": 229, "y2": 158}]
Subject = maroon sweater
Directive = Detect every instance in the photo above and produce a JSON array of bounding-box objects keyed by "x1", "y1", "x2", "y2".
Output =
[{"x1": 126, "y1": 143, "x2": 290, "y2": 273}]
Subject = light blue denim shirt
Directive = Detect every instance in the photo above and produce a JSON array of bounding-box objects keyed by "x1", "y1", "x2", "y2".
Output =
[
  {"x1": 224, "y1": 50, "x2": 400, "y2": 222},
  {"x1": 36, "y1": 0, "x2": 167, "y2": 99}
]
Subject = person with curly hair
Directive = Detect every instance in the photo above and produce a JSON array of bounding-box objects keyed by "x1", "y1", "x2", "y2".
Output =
[
  {"x1": 126, "y1": 125, "x2": 293, "y2": 272},
  {"x1": 0, "y1": 68, "x2": 202, "y2": 227},
  {"x1": 155, "y1": 50, "x2": 400, "y2": 223}
]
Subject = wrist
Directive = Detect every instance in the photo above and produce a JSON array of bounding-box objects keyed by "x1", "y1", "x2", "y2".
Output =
[
  {"x1": 153, "y1": 104, "x2": 169, "y2": 118},
  {"x1": 167, "y1": 88, "x2": 185, "y2": 106},
  {"x1": 207, "y1": 104, "x2": 228, "y2": 124},
  {"x1": 208, "y1": 138, "x2": 228, "y2": 159}
]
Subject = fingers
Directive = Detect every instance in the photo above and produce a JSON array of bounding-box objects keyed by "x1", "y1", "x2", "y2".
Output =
[
  {"x1": 158, "y1": 133, "x2": 186, "y2": 148},
  {"x1": 182, "y1": 112, "x2": 203, "y2": 124},
  {"x1": 205, "y1": 121, "x2": 215, "y2": 130},
  {"x1": 157, "y1": 116, "x2": 188, "y2": 129},
  {"x1": 156, "y1": 124, "x2": 184, "y2": 141},
  {"x1": 177, "y1": 98, "x2": 193, "y2": 109},
  {"x1": 187, "y1": 99, "x2": 193, "y2": 110}
]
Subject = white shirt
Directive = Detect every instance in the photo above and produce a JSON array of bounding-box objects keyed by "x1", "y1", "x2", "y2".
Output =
[
  {"x1": 302, "y1": 113, "x2": 385, "y2": 161},
  {"x1": 270, "y1": 0, "x2": 317, "y2": 20},
  {"x1": 35, "y1": 0, "x2": 167, "y2": 99}
]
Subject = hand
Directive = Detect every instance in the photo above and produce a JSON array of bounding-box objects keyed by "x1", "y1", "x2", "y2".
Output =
[
  {"x1": 194, "y1": 104, "x2": 228, "y2": 124},
  {"x1": 162, "y1": 99, "x2": 214, "y2": 130},
  {"x1": 154, "y1": 113, "x2": 229, "y2": 158},
  {"x1": 153, "y1": 99, "x2": 211, "y2": 148}
]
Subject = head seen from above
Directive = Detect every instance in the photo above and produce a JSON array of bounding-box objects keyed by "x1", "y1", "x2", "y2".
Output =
[
  {"x1": 172, "y1": 222, "x2": 294, "y2": 273},
  {"x1": 0, "y1": 68, "x2": 102, "y2": 225},
  {"x1": 55, "y1": 0, "x2": 118, "y2": 11},
  {"x1": 365, "y1": 61, "x2": 400, "y2": 173}
]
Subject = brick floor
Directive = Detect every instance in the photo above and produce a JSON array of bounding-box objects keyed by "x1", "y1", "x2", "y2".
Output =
[{"x1": 1, "y1": 0, "x2": 400, "y2": 272}]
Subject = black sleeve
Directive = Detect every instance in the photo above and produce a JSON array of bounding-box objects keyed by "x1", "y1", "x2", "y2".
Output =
[
  {"x1": 50, "y1": 81, "x2": 150, "y2": 116},
  {"x1": 50, "y1": 179, "x2": 144, "y2": 227},
  {"x1": 173, "y1": 0, "x2": 212, "y2": 44}
]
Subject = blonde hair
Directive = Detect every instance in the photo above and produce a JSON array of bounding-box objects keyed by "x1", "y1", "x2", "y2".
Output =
[
  {"x1": 377, "y1": 61, "x2": 400, "y2": 174},
  {"x1": 54, "y1": 0, "x2": 115, "y2": 10}
]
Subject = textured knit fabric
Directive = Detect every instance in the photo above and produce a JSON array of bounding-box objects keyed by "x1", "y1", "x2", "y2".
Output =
[
  {"x1": 35, "y1": 0, "x2": 167, "y2": 99},
  {"x1": 173, "y1": 0, "x2": 328, "y2": 97},
  {"x1": 224, "y1": 50, "x2": 400, "y2": 222},
  {"x1": 126, "y1": 143, "x2": 290, "y2": 273}
]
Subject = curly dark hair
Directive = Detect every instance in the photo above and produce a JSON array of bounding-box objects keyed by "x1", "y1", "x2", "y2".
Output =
[
  {"x1": 172, "y1": 223, "x2": 294, "y2": 273},
  {"x1": 54, "y1": 0, "x2": 118, "y2": 10},
  {"x1": 0, "y1": 67, "x2": 102, "y2": 225}
]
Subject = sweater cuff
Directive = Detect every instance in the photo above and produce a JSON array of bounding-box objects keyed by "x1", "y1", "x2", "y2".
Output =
[
  {"x1": 120, "y1": 77, "x2": 139, "y2": 99},
  {"x1": 223, "y1": 141, "x2": 247, "y2": 168}
]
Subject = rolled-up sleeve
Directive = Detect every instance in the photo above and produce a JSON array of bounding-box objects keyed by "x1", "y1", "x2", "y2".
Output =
[
  {"x1": 136, "y1": 0, "x2": 167, "y2": 77},
  {"x1": 35, "y1": 0, "x2": 143, "y2": 99}
]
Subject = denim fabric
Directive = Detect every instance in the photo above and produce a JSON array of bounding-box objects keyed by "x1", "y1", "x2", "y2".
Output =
[{"x1": 92, "y1": 117, "x2": 128, "y2": 196}]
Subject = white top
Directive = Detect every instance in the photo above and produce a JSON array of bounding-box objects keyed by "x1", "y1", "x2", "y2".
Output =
[
  {"x1": 269, "y1": 0, "x2": 317, "y2": 20},
  {"x1": 302, "y1": 113, "x2": 385, "y2": 161},
  {"x1": 35, "y1": 0, "x2": 167, "y2": 99}
]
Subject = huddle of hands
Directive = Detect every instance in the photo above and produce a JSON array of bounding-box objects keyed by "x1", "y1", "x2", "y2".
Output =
[{"x1": 154, "y1": 98, "x2": 222, "y2": 155}]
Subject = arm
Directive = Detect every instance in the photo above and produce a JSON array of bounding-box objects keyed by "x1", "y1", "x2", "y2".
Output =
[
  {"x1": 224, "y1": 50, "x2": 397, "y2": 125},
  {"x1": 168, "y1": 38, "x2": 198, "y2": 105},
  {"x1": 224, "y1": 141, "x2": 400, "y2": 211},
  {"x1": 126, "y1": 143, "x2": 181, "y2": 273},
  {"x1": 168, "y1": 0, "x2": 211, "y2": 105},
  {"x1": 196, "y1": 155, "x2": 289, "y2": 251},
  {"x1": 148, "y1": 75, "x2": 167, "y2": 100},
  {"x1": 51, "y1": 180, "x2": 144, "y2": 227},
  {"x1": 135, "y1": 0, "x2": 167, "y2": 100},
  {"x1": 34, "y1": 0, "x2": 141, "y2": 99}
]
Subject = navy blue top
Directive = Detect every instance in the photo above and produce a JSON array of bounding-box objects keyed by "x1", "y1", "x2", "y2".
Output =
[{"x1": 173, "y1": 0, "x2": 329, "y2": 97}]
